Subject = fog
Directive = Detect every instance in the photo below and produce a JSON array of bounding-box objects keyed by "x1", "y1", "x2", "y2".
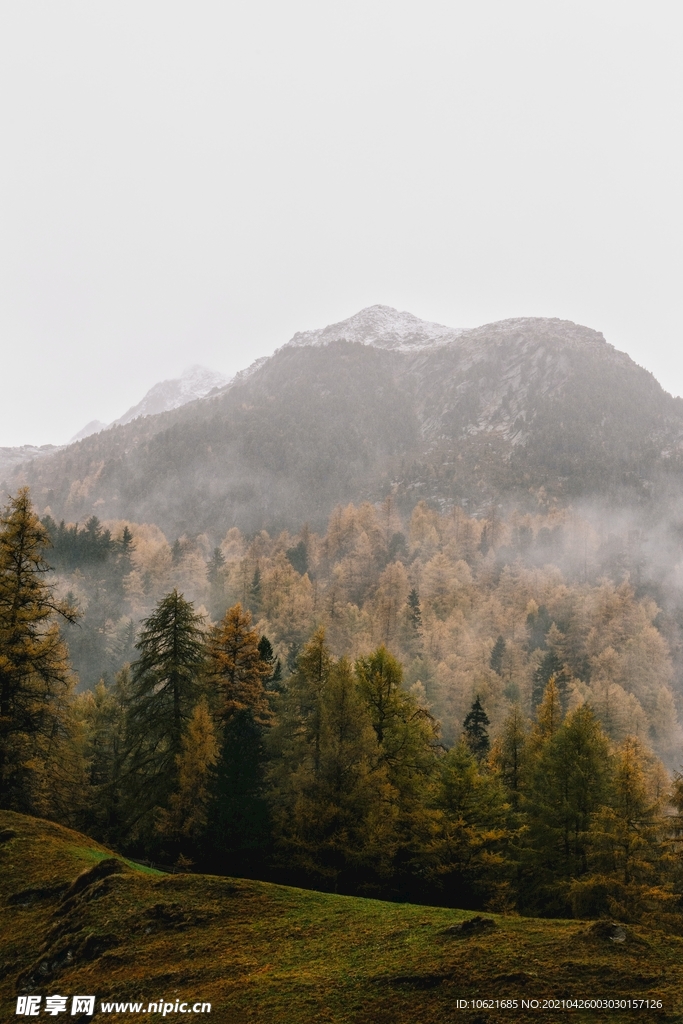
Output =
[{"x1": 1, "y1": 1, "x2": 682, "y2": 445}]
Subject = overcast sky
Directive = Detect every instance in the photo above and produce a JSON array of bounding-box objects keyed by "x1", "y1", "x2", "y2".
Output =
[{"x1": 1, "y1": 1, "x2": 681, "y2": 446}]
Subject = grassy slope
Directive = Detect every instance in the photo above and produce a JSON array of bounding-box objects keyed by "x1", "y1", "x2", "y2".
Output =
[{"x1": 1, "y1": 811, "x2": 681, "y2": 1024}]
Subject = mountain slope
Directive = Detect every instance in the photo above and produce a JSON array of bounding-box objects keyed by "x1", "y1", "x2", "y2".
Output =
[
  {"x1": 0, "y1": 444, "x2": 64, "y2": 484},
  {"x1": 5, "y1": 310, "x2": 683, "y2": 537},
  {"x1": 2, "y1": 811, "x2": 677, "y2": 1024},
  {"x1": 62, "y1": 365, "x2": 230, "y2": 448}
]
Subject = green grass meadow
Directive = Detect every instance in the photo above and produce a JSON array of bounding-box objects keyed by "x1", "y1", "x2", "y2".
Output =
[{"x1": 1, "y1": 811, "x2": 680, "y2": 1023}]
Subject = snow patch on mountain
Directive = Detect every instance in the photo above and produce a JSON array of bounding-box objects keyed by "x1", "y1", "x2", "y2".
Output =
[
  {"x1": 212, "y1": 356, "x2": 270, "y2": 394},
  {"x1": 70, "y1": 420, "x2": 108, "y2": 443},
  {"x1": 285, "y1": 304, "x2": 464, "y2": 352},
  {"x1": 113, "y1": 365, "x2": 230, "y2": 426}
]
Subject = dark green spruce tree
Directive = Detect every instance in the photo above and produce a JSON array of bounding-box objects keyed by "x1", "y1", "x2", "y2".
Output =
[
  {"x1": 204, "y1": 604, "x2": 272, "y2": 875},
  {"x1": 489, "y1": 636, "x2": 506, "y2": 675},
  {"x1": 123, "y1": 589, "x2": 207, "y2": 841},
  {"x1": 207, "y1": 546, "x2": 226, "y2": 619},
  {"x1": 520, "y1": 700, "x2": 610, "y2": 915},
  {"x1": 258, "y1": 634, "x2": 282, "y2": 691},
  {"x1": 405, "y1": 588, "x2": 423, "y2": 655},
  {"x1": 463, "y1": 696, "x2": 490, "y2": 760},
  {"x1": 532, "y1": 650, "x2": 568, "y2": 711}
]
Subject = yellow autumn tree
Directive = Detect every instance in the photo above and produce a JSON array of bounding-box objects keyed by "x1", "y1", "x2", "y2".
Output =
[
  {"x1": 156, "y1": 697, "x2": 219, "y2": 847},
  {"x1": 0, "y1": 488, "x2": 78, "y2": 814}
]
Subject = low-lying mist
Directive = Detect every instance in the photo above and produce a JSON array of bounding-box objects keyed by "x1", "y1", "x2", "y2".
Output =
[{"x1": 46, "y1": 494, "x2": 683, "y2": 768}]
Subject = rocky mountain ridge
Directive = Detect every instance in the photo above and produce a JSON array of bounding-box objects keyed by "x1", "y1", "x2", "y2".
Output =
[
  {"x1": 285, "y1": 304, "x2": 463, "y2": 352},
  {"x1": 112, "y1": 364, "x2": 229, "y2": 427},
  {"x1": 4, "y1": 309, "x2": 683, "y2": 537}
]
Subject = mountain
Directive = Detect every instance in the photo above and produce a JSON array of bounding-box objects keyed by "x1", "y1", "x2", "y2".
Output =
[
  {"x1": 5, "y1": 309, "x2": 683, "y2": 538},
  {"x1": 286, "y1": 303, "x2": 463, "y2": 351},
  {"x1": 2, "y1": 366, "x2": 229, "y2": 482},
  {"x1": 69, "y1": 419, "x2": 107, "y2": 443},
  {"x1": 112, "y1": 364, "x2": 230, "y2": 427},
  {"x1": 63, "y1": 365, "x2": 230, "y2": 447},
  {"x1": 0, "y1": 444, "x2": 64, "y2": 484}
]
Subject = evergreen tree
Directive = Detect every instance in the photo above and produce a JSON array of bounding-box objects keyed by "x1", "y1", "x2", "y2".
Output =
[
  {"x1": 521, "y1": 703, "x2": 610, "y2": 915},
  {"x1": 268, "y1": 656, "x2": 395, "y2": 890},
  {"x1": 403, "y1": 588, "x2": 424, "y2": 657},
  {"x1": 406, "y1": 588, "x2": 422, "y2": 631},
  {"x1": 124, "y1": 590, "x2": 206, "y2": 833},
  {"x1": 434, "y1": 741, "x2": 512, "y2": 908},
  {"x1": 112, "y1": 525, "x2": 134, "y2": 598},
  {"x1": 285, "y1": 626, "x2": 331, "y2": 775},
  {"x1": 0, "y1": 488, "x2": 78, "y2": 812},
  {"x1": 286, "y1": 539, "x2": 308, "y2": 576},
  {"x1": 205, "y1": 604, "x2": 272, "y2": 874},
  {"x1": 532, "y1": 649, "x2": 568, "y2": 711},
  {"x1": 489, "y1": 635, "x2": 506, "y2": 675},
  {"x1": 207, "y1": 546, "x2": 225, "y2": 586},
  {"x1": 463, "y1": 696, "x2": 490, "y2": 760},
  {"x1": 356, "y1": 646, "x2": 440, "y2": 891},
  {"x1": 78, "y1": 672, "x2": 130, "y2": 840},
  {"x1": 491, "y1": 704, "x2": 528, "y2": 809},
  {"x1": 129, "y1": 589, "x2": 206, "y2": 753},
  {"x1": 258, "y1": 635, "x2": 274, "y2": 663},
  {"x1": 266, "y1": 630, "x2": 333, "y2": 880},
  {"x1": 258, "y1": 634, "x2": 282, "y2": 691},
  {"x1": 120, "y1": 524, "x2": 133, "y2": 554},
  {"x1": 526, "y1": 603, "x2": 552, "y2": 655},
  {"x1": 207, "y1": 546, "x2": 226, "y2": 618},
  {"x1": 249, "y1": 566, "x2": 262, "y2": 616}
]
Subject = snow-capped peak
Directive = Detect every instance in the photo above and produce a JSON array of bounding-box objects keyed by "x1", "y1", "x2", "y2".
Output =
[{"x1": 285, "y1": 304, "x2": 464, "y2": 352}]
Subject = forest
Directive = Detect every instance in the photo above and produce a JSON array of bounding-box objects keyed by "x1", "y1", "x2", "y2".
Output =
[{"x1": 2, "y1": 486, "x2": 683, "y2": 925}]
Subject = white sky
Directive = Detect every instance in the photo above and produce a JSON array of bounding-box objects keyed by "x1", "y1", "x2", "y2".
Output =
[{"x1": 1, "y1": 1, "x2": 681, "y2": 446}]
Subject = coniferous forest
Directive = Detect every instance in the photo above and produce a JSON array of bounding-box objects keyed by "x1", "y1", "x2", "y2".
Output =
[{"x1": 3, "y1": 485, "x2": 683, "y2": 928}]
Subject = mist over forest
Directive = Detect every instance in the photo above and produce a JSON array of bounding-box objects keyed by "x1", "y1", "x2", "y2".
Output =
[{"x1": 40, "y1": 495, "x2": 683, "y2": 768}]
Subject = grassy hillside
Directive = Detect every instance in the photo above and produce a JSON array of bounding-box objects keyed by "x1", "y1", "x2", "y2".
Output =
[{"x1": 1, "y1": 812, "x2": 681, "y2": 1023}]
